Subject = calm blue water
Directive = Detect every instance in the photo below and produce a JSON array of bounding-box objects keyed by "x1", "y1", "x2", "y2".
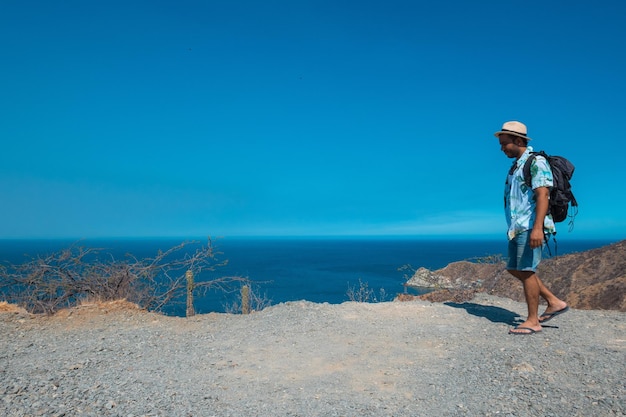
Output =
[{"x1": 0, "y1": 237, "x2": 617, "y2": 316}]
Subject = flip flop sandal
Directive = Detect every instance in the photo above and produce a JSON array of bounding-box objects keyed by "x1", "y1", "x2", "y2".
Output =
[
  {"x1": 539, "y1": 306, "x2": 570, "y2": 323},
  {"x1": 509, "y1": 326, "x2": 541, "y2": 335}
]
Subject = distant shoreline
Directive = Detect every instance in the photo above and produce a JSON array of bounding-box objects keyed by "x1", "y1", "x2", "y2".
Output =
[{"x1": 0, "y1": 235, "x2": 622, "y2": 243}]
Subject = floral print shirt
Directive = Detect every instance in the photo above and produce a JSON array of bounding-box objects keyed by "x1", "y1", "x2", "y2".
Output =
[{"x1": 504, "y1": 146, "x2": 556, "y2": 240}]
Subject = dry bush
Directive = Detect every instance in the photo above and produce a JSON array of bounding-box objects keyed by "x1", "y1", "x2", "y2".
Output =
[
  {"x1": 0, "y1": 238, "x2": 249, "y2": 315},
  {"x1": 346, "y1": 279, "x2": 388, "y2": 303},
  {"x1": 223, "y1": 283, "x2": 273, "y2": 314}
]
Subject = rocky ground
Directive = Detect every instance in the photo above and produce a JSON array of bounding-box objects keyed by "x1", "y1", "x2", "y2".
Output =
[{"x1": 1, "y1": 295, "x2": 624, "y2": 417}]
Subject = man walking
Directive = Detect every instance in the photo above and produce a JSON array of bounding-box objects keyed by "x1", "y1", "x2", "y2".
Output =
[{"x1": 495, "y1": 121, "x2": 569, "y2": 335}]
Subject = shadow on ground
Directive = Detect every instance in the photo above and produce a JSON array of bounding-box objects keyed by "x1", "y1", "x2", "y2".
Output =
[{"x1": 444, "y1": 302, "x2": 521, "y2": 325}]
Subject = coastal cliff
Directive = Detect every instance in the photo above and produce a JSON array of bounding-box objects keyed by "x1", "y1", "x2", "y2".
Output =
[{"x1": 406, "y1": 239, "x2": 626, "y2": 311}]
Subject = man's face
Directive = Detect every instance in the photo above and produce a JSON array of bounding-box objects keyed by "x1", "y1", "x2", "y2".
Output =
[{"x1": 498, "y1": 134, "x2": 522, "y2": 158}]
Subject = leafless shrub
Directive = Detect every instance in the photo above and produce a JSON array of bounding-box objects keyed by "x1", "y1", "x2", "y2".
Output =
[
  {"x1": 223, "y1": 283, "x2": 273, "y2": 314},
  {"x1": 0, "y1": 238, "x2": 251, "y2": 315},
  {"x1": 346, "y1": 279, "x2": 388, "y2": 303}
]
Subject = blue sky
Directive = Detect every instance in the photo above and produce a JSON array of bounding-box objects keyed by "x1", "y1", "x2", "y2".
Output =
[{"x1": 1, "y1": 1, "x2": 625, "y2": 240}]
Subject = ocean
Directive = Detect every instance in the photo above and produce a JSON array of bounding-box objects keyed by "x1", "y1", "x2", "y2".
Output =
[{"x1": 0, "y1": 237, "x2": 616, "y2": 316}]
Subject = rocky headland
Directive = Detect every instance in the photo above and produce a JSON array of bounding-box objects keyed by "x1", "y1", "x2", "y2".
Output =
[{"x1": 406, "y1": 239, "x2": 626, "y2": 311}]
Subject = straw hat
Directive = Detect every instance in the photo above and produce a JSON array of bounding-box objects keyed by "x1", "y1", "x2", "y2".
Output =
[{"x1": 494, "y1": 121, "x2": 532, "y2": 141}]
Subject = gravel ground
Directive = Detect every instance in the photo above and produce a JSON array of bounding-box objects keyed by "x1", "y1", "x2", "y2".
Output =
[{"x1": 1, "y1": 294, "x2": 624, "y2": 417}]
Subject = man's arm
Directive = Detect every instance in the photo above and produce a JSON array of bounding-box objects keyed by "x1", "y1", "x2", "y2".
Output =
[{"x1": 531, "y1": 186, "x2": 550, "y2": 248}]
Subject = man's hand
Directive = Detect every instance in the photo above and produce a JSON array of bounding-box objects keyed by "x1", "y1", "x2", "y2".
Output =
[
  {"x1": 530, "y1": 228, "x2": 544, "y2": 249},
  {"x1": 531, "y1": 186, "x2": 550, "y2": 248}
]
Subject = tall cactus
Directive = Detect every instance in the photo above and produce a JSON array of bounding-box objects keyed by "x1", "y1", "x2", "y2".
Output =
[
  {"x1": 186, "y1": 270, "x2": 195, "y2": 317},
  {"x1": 241, "y1": 284, "x2": 250, "y2": 315}
]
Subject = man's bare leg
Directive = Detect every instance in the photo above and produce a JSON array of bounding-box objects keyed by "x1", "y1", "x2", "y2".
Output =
[
  {"x1": 508, "y1": 270, "x2": 542, "y2": 334},
  {"x1": 536, "y1": 276, "x2": 568, "y2": 321}
]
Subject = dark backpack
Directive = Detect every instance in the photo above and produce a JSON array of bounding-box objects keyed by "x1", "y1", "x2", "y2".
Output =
[{"x1": 523, "y1": 151, "x2": 578, "y2": 227}]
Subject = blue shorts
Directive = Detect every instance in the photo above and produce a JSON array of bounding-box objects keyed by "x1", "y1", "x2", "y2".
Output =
[{"x1": 507, "y1": 231, "x2": 546, "y2": 272}]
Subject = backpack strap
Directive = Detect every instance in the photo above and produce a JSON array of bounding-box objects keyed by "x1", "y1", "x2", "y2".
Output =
[
  {"x1": 522, "y1": 151, "x2": 548, "y2": 188},
  {"x1": 522, "y1": 153, "x2": 537, "y2": 188}
]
